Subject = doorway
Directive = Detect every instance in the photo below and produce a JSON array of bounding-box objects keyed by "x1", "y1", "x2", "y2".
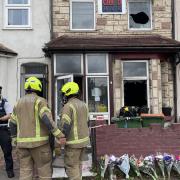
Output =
[{"x1": 55, "y1": 75, "x2": 83, "y2": 124}]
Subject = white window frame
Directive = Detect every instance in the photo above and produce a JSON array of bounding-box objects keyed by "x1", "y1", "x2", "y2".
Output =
[
  {"x1": 98, "y1": 0, "x2": 126, "y2": 14},
  {"x1": 4, "y1": 0, "x2": 32, "y2": 29},
  {"x1": 70, "y1": 0, "x2": 96, "y2": 31},
  {"x1": 54, "y1": 54, "x2": 84, "y2": 76},
  {"x1": 128, "y1": 0, "x2": 152, "y2": 31},
  {"x1": 122, "y1": 60, "x2": 150, "y2": 109},
  {"x1": 85, "y1": 53, "x2": 109, "y2": 75}
]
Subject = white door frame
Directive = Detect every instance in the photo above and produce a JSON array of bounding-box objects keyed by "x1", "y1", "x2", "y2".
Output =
[{"x1": 55, "y1": 74, "x2": 73, "y2": 123}]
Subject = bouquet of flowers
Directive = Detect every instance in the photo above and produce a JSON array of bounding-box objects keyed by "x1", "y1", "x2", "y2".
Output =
[
  {"x1": 172, "y1": 155, "x2": 180, "y2": 175},
  {"x1": 129, "y1": 155, "x2": 142, "y2": 179},
  {"x1": 163, "y1": 153, "x2": 174, "y2": 180},
  {"x1": 138, "y1": 156, "x2": 158, "y2": 180},
  {"x1": 108, "y1": 155, "x2": 117, "y2": 180},
  {"x1": 155, "y1": 153, "x2": 165, "y2": 179},
  {"x1": 144, "y1": 155, "x2": 158, "y2": 179},
  {"x1": 116, "y1": 154, "x2": 130, "y2": 179},
  {"x1": 99, "y1": 154, "x2": 109, "y2": 178}
]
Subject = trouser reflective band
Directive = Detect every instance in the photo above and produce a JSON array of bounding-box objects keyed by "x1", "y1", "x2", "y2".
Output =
[
  {"x1": 66, "y1": 136, "x2": 89, "y2": 145},
  {"x1": 17, "y1": 136, "x2": 49, "y2": 143}
]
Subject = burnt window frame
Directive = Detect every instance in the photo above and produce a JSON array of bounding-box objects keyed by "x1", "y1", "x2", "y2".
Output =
[{"x1": 122, "y1": 60, "x2": 150, "y2": 108}]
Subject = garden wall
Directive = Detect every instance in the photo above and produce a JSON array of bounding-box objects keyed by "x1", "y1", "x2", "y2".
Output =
[{"x1": 95, "y1": 123, "x2": 180, "y2": 157}]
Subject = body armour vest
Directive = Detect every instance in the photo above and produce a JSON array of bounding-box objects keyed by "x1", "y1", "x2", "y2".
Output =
[{"x1": 0, "y1": 98, "x2": 8, "y2": 125}]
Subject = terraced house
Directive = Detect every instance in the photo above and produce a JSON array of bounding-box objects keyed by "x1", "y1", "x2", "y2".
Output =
[
  {"x1": 0, "y1": 0, "x2": 50, "y2": 105},
  {"x1": 44, "y1": 0, "x2": 180, "y2": 124}
]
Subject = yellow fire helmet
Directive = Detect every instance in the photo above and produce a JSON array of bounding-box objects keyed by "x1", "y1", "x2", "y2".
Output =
[
  {"x1": 124, "y1": 106, "x2": 129, "y2": 112},
  {"x1": 61, "y1": 82, "x2": 79, "y2": 96},
  {"x1": 24, "y1": 76, "x2": 42, "y2": 92}
]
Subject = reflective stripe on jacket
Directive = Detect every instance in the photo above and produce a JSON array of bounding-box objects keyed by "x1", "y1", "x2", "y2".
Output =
[
  {"x1": 10, "y1": 94, "x2": 62, "y2": 148},
  {"x1": 60, "y1": 97, "x2": 89, "y2": 148}
]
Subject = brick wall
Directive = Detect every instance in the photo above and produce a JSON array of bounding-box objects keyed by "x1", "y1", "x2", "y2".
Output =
[{"x1": 95, "y1": 123, "x2": 180, "y2": 157}]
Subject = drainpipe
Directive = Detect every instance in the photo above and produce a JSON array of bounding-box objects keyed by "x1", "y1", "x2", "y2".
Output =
[
  {"x1": 48, "y1": 0, "x2": 55, "y2": 118},
  {"x1": 50, "y1": 0, "x2": 53, "y2": 40},
  {"x1": 172, "y1": 0, "x2": 178, "y2": 122},
  {"x1": 172, "y1": 0, "x2": 175, "y2": 39}
]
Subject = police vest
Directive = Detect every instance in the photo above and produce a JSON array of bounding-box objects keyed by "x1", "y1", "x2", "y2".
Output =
[{"x1": 0, "y1": 98, "x2": 8, "y2": 125}]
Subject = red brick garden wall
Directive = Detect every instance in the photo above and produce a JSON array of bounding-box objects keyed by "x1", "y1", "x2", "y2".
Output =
[{"x1": 95, "y1": 123, "x2": 180, "y2": 157}]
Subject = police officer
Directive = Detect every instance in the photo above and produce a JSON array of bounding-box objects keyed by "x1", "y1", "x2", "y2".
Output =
[
  {"x1": 0, "y1": 86, "x2": 14, "y2": 178},
  {"x1": 9, "y1": 77, "x2": 66, "y2": 180},
  {"x1": 60, "y1": 82, "x2": 90, "y2": 180}
]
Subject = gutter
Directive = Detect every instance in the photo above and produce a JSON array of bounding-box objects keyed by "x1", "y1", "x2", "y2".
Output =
[
  {"x1": 0, "y1": 50, "x2": 17, "y2": 57},
  {"x1": 44, "y1": 46, "x2": 180, "y2": 54}
]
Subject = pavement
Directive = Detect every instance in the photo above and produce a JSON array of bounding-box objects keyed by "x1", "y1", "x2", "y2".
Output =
[
  {"x1": 0, "y1": 148, "x2": 19, "y2": 180},
  {"x1": 0, "y1": 147, "x2": 94, "y2": 180}
]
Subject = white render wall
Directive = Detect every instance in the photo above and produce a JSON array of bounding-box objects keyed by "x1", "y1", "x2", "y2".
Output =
[
  {"x1": 175, "y1": 0, "x2": 180, "y2": 122},
  {"x1": 0, "y1": 0, "x2": 51, "y2": 106}
]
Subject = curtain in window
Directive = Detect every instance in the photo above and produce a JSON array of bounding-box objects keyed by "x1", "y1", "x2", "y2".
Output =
[
  {"x1": 72, "y1": 2, "x2": 94, "y2": 29},
  {"x1": 8, "y1": 0, "x2": 28, "y2": 4},
  {"x1": 8, "y1": 9, "x2": 28, "y2": 25}
]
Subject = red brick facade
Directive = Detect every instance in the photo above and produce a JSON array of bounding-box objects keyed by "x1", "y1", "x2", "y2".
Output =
[{"x1": 95, "y1": 123, "x2": 180, "y2": 157}]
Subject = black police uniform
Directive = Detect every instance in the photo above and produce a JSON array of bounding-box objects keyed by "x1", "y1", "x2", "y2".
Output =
[{"x1": 0, "y1": 98, "x2": 14, "y2": 177}]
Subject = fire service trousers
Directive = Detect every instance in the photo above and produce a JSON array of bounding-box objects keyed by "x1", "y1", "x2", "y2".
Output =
[
  {"x1": 0, "y1": 127, "x2": 14, "y2": 173},
  {"x1": 18, "y1": 143, "x2": 52, "y2": 180},
  {"x1": 64, "y1": 146, "x2": 86, "y2": 180}
]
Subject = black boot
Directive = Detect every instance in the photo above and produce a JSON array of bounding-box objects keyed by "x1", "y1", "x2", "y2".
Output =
[{"x1": 7, "y1": 171, "x2": 15, "y2": 178}]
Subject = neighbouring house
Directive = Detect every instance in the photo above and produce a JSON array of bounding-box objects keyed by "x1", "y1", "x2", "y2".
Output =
[
  {"x1": 0, "y1": 0, "x2": 51, "y2": 105},
  {"x1": 0, "y1": 44, "x2": 17, "y2": 96},
  {"x1": 44, "y1": 0, "x2": 180, "y2": 125}
]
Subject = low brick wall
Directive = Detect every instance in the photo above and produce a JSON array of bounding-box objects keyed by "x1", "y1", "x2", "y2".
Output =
[{"x1": 95, "y1": 123, "x2": 180, "y2": 157}]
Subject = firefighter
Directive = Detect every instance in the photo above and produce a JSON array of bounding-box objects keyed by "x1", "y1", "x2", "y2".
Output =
[
  {"x1": 60, "y1": 82, "x2": 90, "y2": 180},
  {"x1": 9, "y1": 76, "x2": 66, "y2": 180},
  {"x1": 0, "y1": 86, "x2": 14, "y2": 178}
]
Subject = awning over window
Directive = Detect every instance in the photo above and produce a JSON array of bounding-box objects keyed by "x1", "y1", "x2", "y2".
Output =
[
  {"x1": 44, "y1": 35, "x2": 180, "y2": 54},
  {"x1": 0, "y1": 43, "x2": 17, "y2": 56}
]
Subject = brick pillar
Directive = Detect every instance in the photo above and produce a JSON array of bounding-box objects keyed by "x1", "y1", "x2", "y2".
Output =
[{"x1": 149, "y1": 59, "x2": 162, "y2": 113}]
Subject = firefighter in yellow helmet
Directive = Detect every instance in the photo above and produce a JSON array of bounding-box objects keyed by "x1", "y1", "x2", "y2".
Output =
[
  {"x1": 60, "y1": 82, "x2": 89, "y2": 180},
  {"x1": 9, "y1": 76, "x2": 66, "y2": 180}
]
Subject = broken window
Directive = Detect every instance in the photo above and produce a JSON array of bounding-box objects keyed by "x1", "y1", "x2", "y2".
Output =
[
  {"x1": 123, "y1": 61, "x2": 149, "y2": 108},
  {"x1": 128, "y1": 0, "x2": 152, "y2": 29}
]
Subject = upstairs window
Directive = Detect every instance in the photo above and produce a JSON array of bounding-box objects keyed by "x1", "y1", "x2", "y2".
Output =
[
  {"x1": 4, "y1": 0, "x2": 31, "y2": 29},
  {"x1": 70, "y1": 0, "x2": 95, "y2": 31},
  {"x1": 128, "y1": 0, "x2": 152, "y2": 30}
]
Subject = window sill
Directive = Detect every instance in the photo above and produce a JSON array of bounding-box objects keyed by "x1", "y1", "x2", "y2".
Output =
[
  {"x1": 70, "y1": 29, "x2": 96, "y2": 32},
  {"x1": 3, "y1": 26, "x2": 33, "y2": 30}
]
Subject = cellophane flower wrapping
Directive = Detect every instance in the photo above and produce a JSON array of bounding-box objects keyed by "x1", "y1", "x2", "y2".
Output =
[
  {"x1": 155, "y1": 153, "x2": 165, "y2": 179},
  {"x1": 129, "y1": 155, "x2": 142, "y2": 178},
  {"x1": 172, "y1": 155, "x2": 180, "y2": 175},
  {"x1": 138, "y1": 156, "x2": 157, "y2": 180},
  {"x1": 163, "y1": 153, "x2": 174, "y2": 179},
  {"x1": 116, "y1": 154, "x2": 130, "y2": 179},
  {"x1": 144, "y1": 155, "x2": 158, "y2": 179},
  {"x1": 108, "y1": 155, "x2": 117, "y2": 180},
  {"x1": 100, "y1": 154, "x2": 109, "y2": 178}
]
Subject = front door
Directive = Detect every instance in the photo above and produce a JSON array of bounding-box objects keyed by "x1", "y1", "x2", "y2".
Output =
[{"x1": 55, "y1": 75, "x2": 73, "y2": 125}]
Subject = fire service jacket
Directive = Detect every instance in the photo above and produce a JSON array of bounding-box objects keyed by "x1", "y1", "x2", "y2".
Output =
[
  {"x1": 10, "y1": 93, "x2": 64, "y2": 148},
  {"x1": 60, "y1": 97, "x2": 90, "y2": 148}
]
